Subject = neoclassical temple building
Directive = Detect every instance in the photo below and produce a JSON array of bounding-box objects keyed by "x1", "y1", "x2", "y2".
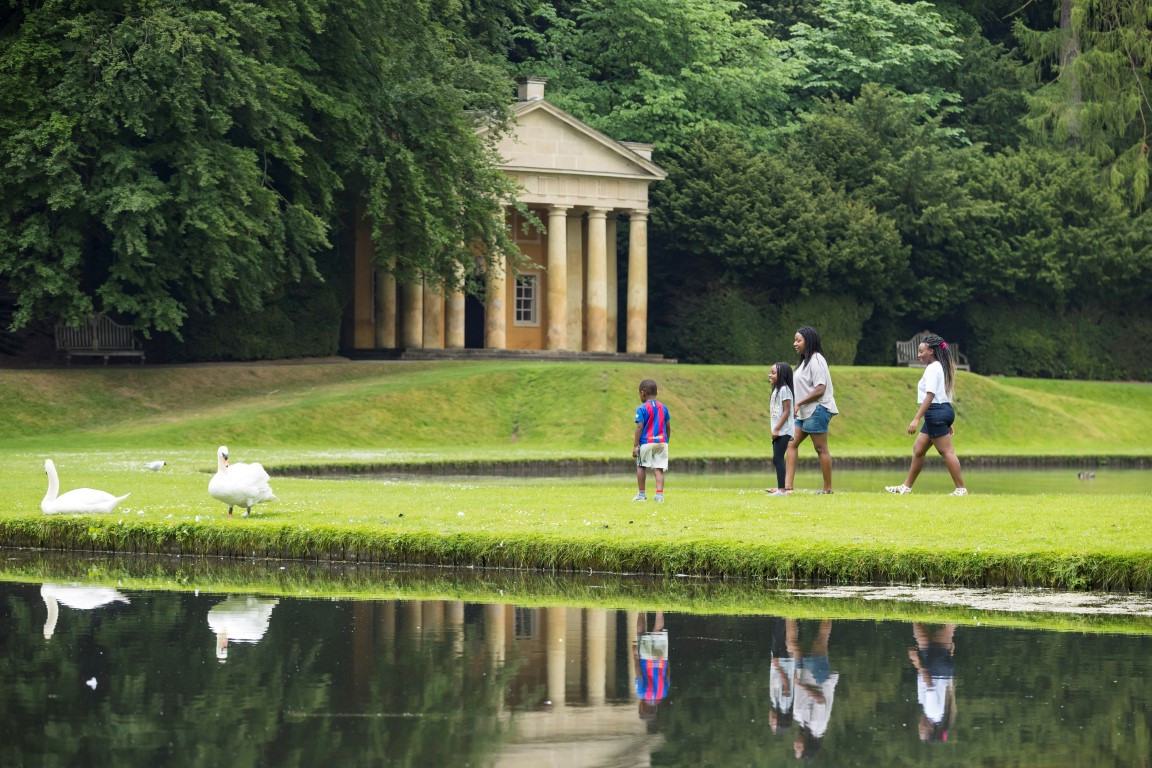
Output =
[{"x1": 346, "y1": 78, "x2": 667, "y2": 358}]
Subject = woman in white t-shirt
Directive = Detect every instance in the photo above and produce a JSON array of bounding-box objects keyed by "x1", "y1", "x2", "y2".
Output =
[
  {"x1": 781, "y1": 326, "x2": 838, "y2": 495},
  {"x1": 885, "y1": 334, "x2": 967, "y2": 495}
]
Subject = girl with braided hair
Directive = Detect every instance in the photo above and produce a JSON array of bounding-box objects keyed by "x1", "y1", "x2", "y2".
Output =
[{"x1": 885, "y1": 334, "x2": 968, "y2": 496}]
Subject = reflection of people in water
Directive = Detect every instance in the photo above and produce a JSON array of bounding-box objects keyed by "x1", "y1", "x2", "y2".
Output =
[
  {"x1": 41, "y1": 583, "x2": 130, "y2": 640},
  {"x1": 788, "y1": 619, "x2": 839, "y2": 760},
  {"x1": 769, "y1": 617, "x2": 797, "y2": 734},
  {"x1": 207, "y1": 596, "x2": 279, "y2": 662},
  {"x1": 908, "y1": 623, "x2": 957, "y2": 742},
  {"x1": 634, "y1": 611, "x2": 669, "y2": 725}
]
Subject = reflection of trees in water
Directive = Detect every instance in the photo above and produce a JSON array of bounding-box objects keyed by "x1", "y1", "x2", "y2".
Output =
[{"x1": 0, "y1": 586, "x2": 509, "y2": 767}]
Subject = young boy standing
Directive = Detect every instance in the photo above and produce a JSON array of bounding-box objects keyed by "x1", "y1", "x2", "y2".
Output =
[{"x1": 633, "y1": 379, "x2": 671, "y2": 502}]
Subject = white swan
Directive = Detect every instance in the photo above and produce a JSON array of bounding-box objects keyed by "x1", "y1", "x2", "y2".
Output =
[
  {"x1": 208, "y1": 445, "x2": 276, "y2": 517},
  {"x1": 207, "y1": 595, "x2": 279, "y2": 661},
  {"x1": 41, "y1": 459, "x2": 130, "y2": 515},
  {"x1": 41, "y1": 583, "x2": 130, "y2": 640}
]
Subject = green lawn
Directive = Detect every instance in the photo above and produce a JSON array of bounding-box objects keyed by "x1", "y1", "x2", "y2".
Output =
[
  {"x1": 2, "y1": 359, "x2": 1150, "y2": 457},
  {"x1": 1, "y1": 360, "x2": 1150, "y2": 592}
]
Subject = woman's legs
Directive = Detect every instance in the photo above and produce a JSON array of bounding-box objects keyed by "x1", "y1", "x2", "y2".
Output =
[
  {"x1": 903, "y1": 433, "x2": 933, "y2": 488},
  {"x1": 809, "y1": 432, "x2": 832, "y2": 492},
  {"x1": 931, "y1": 433, "x2": 965, "y2": 489},
  {"x1": 784, "y1": 431, "x2": 808, "y2": 490}
]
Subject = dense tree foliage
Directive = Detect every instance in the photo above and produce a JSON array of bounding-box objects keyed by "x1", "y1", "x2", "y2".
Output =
[
  {"x1": 510, "y1": 0, "x2": 1152, "y2": 373},
  {"x1": 2, "y1": 0, "x2": 1149, "y2": 376},
  {"x1": 0, "y1": 0, "x2": 518, "y2": 334}
]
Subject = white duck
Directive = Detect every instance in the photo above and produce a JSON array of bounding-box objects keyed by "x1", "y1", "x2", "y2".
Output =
[
  {"x1": 41, "y1": 459, "x2": 130, "y2": 515},
  {"x1": 208, "y1": 445, "x2": 276, "y2": 517},
  {"x1": 41, "y1": 583, "x2": 130, "y2": 640}
]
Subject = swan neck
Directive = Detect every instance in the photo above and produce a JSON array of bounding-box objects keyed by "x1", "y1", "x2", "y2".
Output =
[{"x1": 42, "y1": 463, "x2": 59, "y2": 507}]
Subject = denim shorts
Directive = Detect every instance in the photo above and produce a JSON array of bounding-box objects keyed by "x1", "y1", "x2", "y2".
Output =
[
  {"x1": 795, "y1": 404, "x2": 835, "y2": 435},
  {"x1": 921, "y1": 402, "x2": 955, "y2": 438}
]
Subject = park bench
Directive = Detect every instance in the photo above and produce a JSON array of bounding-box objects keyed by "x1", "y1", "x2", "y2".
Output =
[
  {"x1": 895, "y1": 330, "x2": 969, "y2": 371},
  {"x1": 55, "y1": 314, "x2": 145, "y2": 365}
]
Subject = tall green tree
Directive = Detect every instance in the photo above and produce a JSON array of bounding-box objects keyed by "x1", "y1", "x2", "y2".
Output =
[
  {"x1": 0, "y1": 0, "x2": 519, "y2": 334},
  {"x1": 510, "y1": 0, "x2": 800, "y2": 146},
  {"x1": 784, "y1": 0, "x2": 964, "y2": 105},
  {"x1": 1015, "y1": 0, "x2": 1152, "y2": 207}
]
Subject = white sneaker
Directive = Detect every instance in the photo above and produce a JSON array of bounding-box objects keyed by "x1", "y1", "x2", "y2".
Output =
[
  {"x1": 885, "y1": 484, "x2": 912, "y2": 495},
  {"x1": 950, "y1": 488, "x2": 969, "y2": 496},
  {"x1": 653, "y1": 494, "x2": 664, "y2": 503},
  {"x1": 632, "y1": 493, "x2": 647, "y2": 502}
]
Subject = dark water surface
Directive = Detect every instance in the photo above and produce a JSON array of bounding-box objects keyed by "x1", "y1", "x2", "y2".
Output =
[{"x1": 3, "y1": 580, "x2": 1151, "y2": 767}]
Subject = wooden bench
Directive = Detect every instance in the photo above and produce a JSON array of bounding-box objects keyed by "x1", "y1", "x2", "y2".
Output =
[
  {"x1": 55, "y1": 314, "x2": 145, "y2": 364},
  {"x1": 895, "y1": 330, "x2": 969, "y2": 371}
]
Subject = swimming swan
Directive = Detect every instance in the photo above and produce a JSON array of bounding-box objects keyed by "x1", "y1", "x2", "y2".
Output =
[
  {"x1": 41, "y1": 459, "x2": 130, "y2": 515},
  {"x1": 208, "y1": 445, "x2": 276, "y2": 517}
]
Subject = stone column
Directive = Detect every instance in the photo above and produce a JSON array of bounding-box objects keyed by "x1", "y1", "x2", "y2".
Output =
[
  {"x1": 485, "y1": 603, "x2": 507, "y2": 714},
  {"x1": 447, "y1": 600, "x2": 465, "y2": 658},
  {"x1": 374, "y1": 264, "x2": 397, "y2": 348},
  {"x1": 379, "y1": 601, "x2": 396, "y2": 663},
  {"x1": 607, "y1": 216, "x2": 619, "y2": 351},
  {"x1": 402, "y1": 600, "x2": 422, "y2": 642},
  {"x1": 546, "y1": 205, "x2": 571, "y2": 350},
  {"x1": 445, "y1": 262, "x2": 466, "y2": 349},
  {"x1": 626, "y1": 209, "x2": 649, "y2": 354},
  {"x1": 566, "y1": 211, "x2": 584, "y2": 350},
  {"x1": 585, "y1": 208, "x2": 610, "y2": 353},
  {"x1": 485, "y1": 604, "x2": 506, "y2": 666},
  {"x1": 485, "y1": 254, "x2": 507, "y2": 349},
  {"x1": 401, "y1": 280, "x2": 424, "y2": 349},
  {"x1": 585, "y1": 608, "x2": 607, "y2": 705},
  {"x1": 422, "y1": 281, "x2": 444, "y2": 349},
  {"x1": 546, "y1": 606, "x2": 567, "y2": 706}
]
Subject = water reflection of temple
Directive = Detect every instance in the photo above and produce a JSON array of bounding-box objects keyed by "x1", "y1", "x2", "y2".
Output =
[{"x1": 350, "y1": 600, "x2": 665, "y2": 767}]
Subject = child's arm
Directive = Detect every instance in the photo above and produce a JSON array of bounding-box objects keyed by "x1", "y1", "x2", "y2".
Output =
[{"x1": 633, "y1": 423, "x2": 642, "y2": 457}]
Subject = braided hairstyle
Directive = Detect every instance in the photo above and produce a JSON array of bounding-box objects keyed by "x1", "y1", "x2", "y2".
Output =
[{"x1": 922, "y1": 334, "x2": 955, "y2": 399}]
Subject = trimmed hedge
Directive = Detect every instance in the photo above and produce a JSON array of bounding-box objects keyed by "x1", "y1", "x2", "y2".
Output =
[{"x1": 966, "y1": 302, "x2": 1152, "y2": 380}]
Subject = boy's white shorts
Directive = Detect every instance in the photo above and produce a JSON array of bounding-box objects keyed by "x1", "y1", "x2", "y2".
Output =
[{"x1": 637, "y1": 442, "x2": 669, "y2": 470}]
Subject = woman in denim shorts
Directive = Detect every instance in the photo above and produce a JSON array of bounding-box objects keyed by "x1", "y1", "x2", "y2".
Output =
[
  {"x1": 779, "y1": 326, "x2": 839, "y2": 495},
  {"x1": 885, "y1": 335, "x2": 968, "y2": 496}
]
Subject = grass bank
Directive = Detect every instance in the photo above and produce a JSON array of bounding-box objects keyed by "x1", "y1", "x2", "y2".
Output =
[
  {"x1": 2, "y1": 359, "x2": 1151, "y2": 458},
  {"x1": 6, "y1": 551, "x2": 1152, "y2": 635},
  {"x1": 1, "y1": 360, "x2": 1150, "y2": 590},
  {"x1": 1, "y1": 453, "x2": 1150, "y2": 590}
]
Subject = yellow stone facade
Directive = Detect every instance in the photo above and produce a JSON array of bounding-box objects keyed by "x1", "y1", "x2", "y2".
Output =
[{"x1": 348, "y1": 78, "x2": 666, "y2": 355}]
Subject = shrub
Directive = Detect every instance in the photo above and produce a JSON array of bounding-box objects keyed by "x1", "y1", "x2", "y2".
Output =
[
  {"x1": 770, "y1": 294, "x2": 873, "y2": 365},
  {"x1": 165, "y1": 279, "x2": 342, "y2": 362},
  {"x1": 966, "y1": 302, "x2": 1152, "y2": 380},
  {"x1": 652, "y1": 284, "x2": 772, "y2": 364}
]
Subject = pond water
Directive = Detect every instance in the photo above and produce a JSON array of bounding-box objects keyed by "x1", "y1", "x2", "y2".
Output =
[
  {"x1": 337, "y1": 468, "x2": 1152, "y2": 496},
  {"x1": 3, "y1": 576, "x2": 1151, "y2": 767}
]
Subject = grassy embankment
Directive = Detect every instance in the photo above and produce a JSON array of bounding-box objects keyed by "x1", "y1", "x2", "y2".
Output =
[{"x1": 1, "y1": 360, "x2": 1150, "y2": 591}]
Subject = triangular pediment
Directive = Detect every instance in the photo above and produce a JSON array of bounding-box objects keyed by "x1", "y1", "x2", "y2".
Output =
[{"x1": 483, "y1": 101, "x2": 666, "y2": 181}]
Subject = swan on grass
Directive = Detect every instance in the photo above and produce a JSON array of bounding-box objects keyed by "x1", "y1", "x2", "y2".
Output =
[
  {"x1": 208, "y1": 445, "x2": 276, "y2": 517},
  {"x1": 41, "y1": 459, "x2": 130, "y2": 515}
]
